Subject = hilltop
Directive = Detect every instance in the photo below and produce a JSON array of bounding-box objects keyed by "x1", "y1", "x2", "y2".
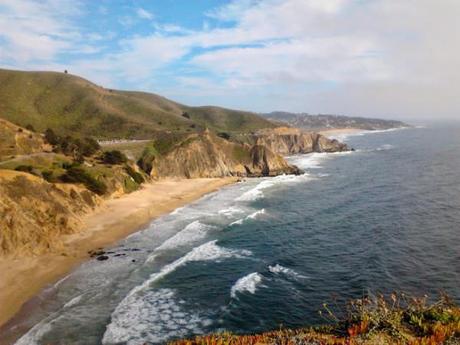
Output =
[
  {"x1": 0, "y1": 68, "x2": 274, "y2": 139},
  {"x1": 262, "y1": 111, "x2": 409, "y2": 131}
]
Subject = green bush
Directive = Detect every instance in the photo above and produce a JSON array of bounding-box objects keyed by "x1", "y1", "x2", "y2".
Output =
[
  {"x1": 15, "y1": 165, "x2": 33, "y2": 173},
  {"x1": 45, "y1": 128, "x2": 59, "y2": 145},
  {"x1": 218, "y1": 132, "x2": 231, "y2": 140},
  {"x1": 125, "y1": 165, "x2": 145, "y2": 184},
  {"x1": 60, "y1": 166, "x2": 107, "y2": 195},
  {"x1": 102, "y1": 150, "x2": 127, "y2": 165}
]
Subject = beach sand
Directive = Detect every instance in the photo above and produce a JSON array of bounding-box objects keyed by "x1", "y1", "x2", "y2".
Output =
[
  {"x1": 318, "y1": 128, "x2": 366, "y2": 137},
  {"x1": 0, "y1": 177, "x2": 237, "y2": 329}
]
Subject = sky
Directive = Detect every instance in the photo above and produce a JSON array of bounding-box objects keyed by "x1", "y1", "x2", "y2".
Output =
[{"x1": 0, "y1": 0, "x2": 459, "y2": 120}]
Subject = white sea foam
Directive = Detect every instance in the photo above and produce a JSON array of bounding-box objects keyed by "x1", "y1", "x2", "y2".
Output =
[
  {"x1": 102, "y1": 288, "x2": 212, "y2": 345},
  {"x1": 14, "y1": 321, "x2": 54, "y2": 345},
  {"x1": 155, "y1": 221, "x2": 214, "y2": 251},
  {"x1": 230, "y1": 209, "x2": 266, "y2": 226},
  {"x1": 63, "y1": 294, "x2": 83, "y2": 308},
  {"x1": 218, "y1": 206, "x2": 245, "y2": 217},
  {"x1": 268, "y1": 264, "x2": 307, "y2": 280},
  {"x1": 376, "y1": 144, "x2": 395, "y2": 151},
  {"x1": 104, "y1": 241, "x2": 252, "y2": 344},
  {"x1": 230, "y1": 272, "x2": 263, "y2": 298},
  {"x1": 136, "y1": 241, "x2": 252, "y2": 296},
  {"x1": 247, "y1": 209, "x2": 266, "y2": 219},
  {"x1": 237, "y1": 174, "x2": 309, "y2": 202}
]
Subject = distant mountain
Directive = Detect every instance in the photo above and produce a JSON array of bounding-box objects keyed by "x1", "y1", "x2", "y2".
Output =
[
  {"x1": 261, "y1": 112, "x2": 409, "y2": 130},
  {"x1": 0, "y1": 69, "x2": 275, "y2": 139}
]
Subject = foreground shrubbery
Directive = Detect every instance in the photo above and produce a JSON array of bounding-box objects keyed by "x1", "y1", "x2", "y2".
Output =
[{"x1": 170, "y1": 293, "x2": 460, "y2": 345}]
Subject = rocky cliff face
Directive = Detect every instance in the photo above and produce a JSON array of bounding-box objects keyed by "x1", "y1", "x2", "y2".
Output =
[
  {"x1": 0, "y1": 170, "x2": 100, "y2": 255},
  {"x1": 139, "y1": 127, "x2": 348, "y2": 179},
  {"x1": 147, "y1": 131, "x2": 300, "y2": 179},
  {"x1": 248, "y1": 127, "x2": 349, "y2": 155}
]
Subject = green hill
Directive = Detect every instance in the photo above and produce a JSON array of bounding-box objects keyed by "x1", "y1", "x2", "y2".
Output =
[{"x1": 0, "y1": 69, "x2": 274, "y2": 139}]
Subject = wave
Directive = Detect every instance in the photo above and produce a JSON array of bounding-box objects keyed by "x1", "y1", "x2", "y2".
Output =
[
  {"x1": 218, "y1": 206, "x2": 245, "y2": 217},
  {"x1": 268, "y1": 264, "x2": 307, "y2": 280},
  {"x1": 230, "y1": 272, "x2": 263, "y2": 298},
  {"x1": 63, "y1": 294, "x2": 83, "y2": 309},
  {"x1": 104, "y1": 241, "x2": 252, "y2": 343},
  {"x1": 102, "y1": 288, "x2": 212, "y2": 345},
  {"x1": 236, "y1": 174, "x2": 310, "y2": 202},
  {"x1": 376, "y1": 144, "x2": 395, "y2": 151},
  {"x1": 288, "y1": 150, "x2": 357, "y2": 171},
  {"x1": 230, "y1": 209, "x2": 266, "y2": 226},
  {"x1": 155, "y1": 221, "x2": 214, "y2": 251}
]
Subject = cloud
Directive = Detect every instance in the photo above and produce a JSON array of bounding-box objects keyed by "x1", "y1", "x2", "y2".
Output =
[
  {"x1": 0, "y1": 0, "x2": 101, "y2": 65},
  {"x1": 1, "y1": 0, "x2": 459, "y2": 119},
  {"x1": 136, "y1": 7, "x2": 154, "y2": 20}
]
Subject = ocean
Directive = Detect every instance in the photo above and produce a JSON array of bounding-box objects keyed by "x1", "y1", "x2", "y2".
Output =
[{"x1": 6, "y1": 124, "x2": 460, "y2": 345}]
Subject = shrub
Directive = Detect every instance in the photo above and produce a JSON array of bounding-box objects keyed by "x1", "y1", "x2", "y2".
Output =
[
  {"x1": 182, "y1": 112, "x2": 190, "y2": 119},
  {"x1": 15, "y1": 165, "x2": 33, "y2": 173},
  {"x1": 25, "y1": 124, "x2": 35, "y2": 132},
  {"x1": 102, "y1": 150, "x2": 127, "y2": 165},
  {"x1": 218, "y1": 132, "x2": 231, "y2": 140},
  {"x1": 125, "y1": 165, "x2": 145, "y2": 184},
  {"x1": 44, "y1": 128, "x2": 59, "y2": 145},
  {"x1": 60, "y1": 167, "x2": 107, "y2": 195},
  {"x1": 80, "y1": 137, "x2": 100, "y2": 156}
]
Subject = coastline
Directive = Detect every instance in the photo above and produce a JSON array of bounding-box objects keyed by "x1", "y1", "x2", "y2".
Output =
[
  {"x1": 0, "y1": 177, "x2": 237, "y2": 330},
  {"x1": 318, "y1": 127, "x2": 365, "y2": 137}
]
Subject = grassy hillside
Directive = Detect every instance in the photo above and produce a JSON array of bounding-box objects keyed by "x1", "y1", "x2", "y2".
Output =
[{"x1": 0, "y1": 69, "x2": 274, "y2": 139}]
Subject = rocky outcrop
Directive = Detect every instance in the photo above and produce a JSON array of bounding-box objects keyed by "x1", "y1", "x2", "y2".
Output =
[
  {"x1": 249, "y1": 127, "x2": 349, "y2": 155},
  {"x1": 143, "y1": 131, "x2": 300, "y2": 179},
  {"x1": 0, "y1": 170, "x2": 100, "y2": 255}
]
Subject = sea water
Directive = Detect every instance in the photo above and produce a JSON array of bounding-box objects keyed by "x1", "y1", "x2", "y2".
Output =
[{"x1": 6, "y1": 123, "x2": 460, "y2": 345}]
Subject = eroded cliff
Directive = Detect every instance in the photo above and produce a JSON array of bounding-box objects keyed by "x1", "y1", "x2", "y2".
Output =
[
  {"x1": 142, "y1": 131, "x2": 300, "y2": 179},
  {"x1": 0, "y1": 170, "x2": 100, "y2": 255},
  {"x1": 241, "y1": 127, "x2": 349, "y2": 155}
]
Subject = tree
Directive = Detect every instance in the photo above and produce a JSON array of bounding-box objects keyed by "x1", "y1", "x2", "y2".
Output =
[
  {"x1": 44, "y1": 128, "x2": 59, "y2": 145},
  {"x1": 64, "y1": 70, "x2": 68, "y2": 74},
  {"x1": 102, "y1": 150, "x2": 127, "y2": 165}
]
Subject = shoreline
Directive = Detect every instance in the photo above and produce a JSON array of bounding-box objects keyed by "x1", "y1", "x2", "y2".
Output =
[
  {"x1": 0, "y1": 177, "x2": 237, "y2": 333},
  {"x1": 318, "y1": 127, "x2": 366, "y2": 137}
]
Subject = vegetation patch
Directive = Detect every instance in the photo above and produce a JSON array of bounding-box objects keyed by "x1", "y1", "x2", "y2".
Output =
[
  {"x1": 101, "y1": 150, "x2": 128, "y2": 165},
  {"x1": 60, "y1": 166, "x2": 107, "y2": 195},
  {"x1": 170, "y1": 293, "x2": 460, "y2": 345}
]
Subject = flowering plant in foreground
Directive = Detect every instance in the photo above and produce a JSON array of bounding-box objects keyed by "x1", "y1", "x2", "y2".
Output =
[{"x1": 169, "y1": 293, "x2": 460, "y2": 345}]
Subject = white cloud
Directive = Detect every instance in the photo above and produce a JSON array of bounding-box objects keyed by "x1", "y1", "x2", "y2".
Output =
[
  {"x1": 1, "y1": 0, "x2": 459, "y2": 119},
  {"x1": 136, "y1": 7, "x2": 154, "y2": 20}
]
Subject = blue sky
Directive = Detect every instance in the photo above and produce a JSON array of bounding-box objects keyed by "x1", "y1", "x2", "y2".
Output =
[{"x1": 0, "y1": 0, "x2": 459, "y2": 120}]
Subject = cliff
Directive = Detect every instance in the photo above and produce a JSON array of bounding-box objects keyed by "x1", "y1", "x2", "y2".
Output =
[
  {"x1": 137, "y1": 127, "x2": 349, "y2": 179},
  {"x1": 140, "y1": 131, "x2": 300, "y2": 179},
  {"x1": 249, "y1": 127, "x2": 349, "y2": 155},
  {"x1": 0, "y1": 170, "x2": 100, "y2": 255}
]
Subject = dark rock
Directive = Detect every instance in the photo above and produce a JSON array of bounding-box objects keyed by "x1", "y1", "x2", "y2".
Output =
[{"x1": 96, "y1": 255, "x2": 109, "y2": 261}]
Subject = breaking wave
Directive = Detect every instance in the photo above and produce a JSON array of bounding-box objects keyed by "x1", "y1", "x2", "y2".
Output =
[
  {"x1": 102, "y1": 288, "x2": 212, "y2": 345},
  {"x1": 268, "y1": 264, "x2": 307, "y2": 280},
  {"x1": 103, "y1": 241, "x2": 252, "y2": 343},
  {"x1": 230, "y1": 272, "x2": 263, "y2": 299},
  {"x1": 155, "y1": 221, "x2": 214, "y2": 251}
]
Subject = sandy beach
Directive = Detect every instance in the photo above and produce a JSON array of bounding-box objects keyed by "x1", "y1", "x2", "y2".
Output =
[
  {"x1": 318, "y1": 128, "x2": 366, "y2": 137},
  {"x1": 0, "y1": 177, "x2": 237, "y2": 329}
]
